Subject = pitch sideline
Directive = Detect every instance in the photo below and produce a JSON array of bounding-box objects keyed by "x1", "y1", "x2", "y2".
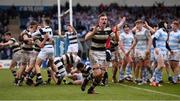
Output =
[{"x1": 119, "y1": 84, "x2": 180, "y2": 99}]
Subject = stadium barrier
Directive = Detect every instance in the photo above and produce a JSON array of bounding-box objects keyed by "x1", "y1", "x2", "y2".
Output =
[{"x1": 0, "y1": 60, "x2": 11, "y2": 69}]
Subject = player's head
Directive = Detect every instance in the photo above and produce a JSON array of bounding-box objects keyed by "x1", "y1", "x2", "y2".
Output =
[
  {"x1": 43, "y1": 19, "x2": 51, "y2": 27},
  {"x1": 28, "y1": 21, "x2": 38, "y2": 33},
  {"x1": 76, "y1": 62, "x2": 85, "y2": 71},
  {"x1": 171, "y1": 20, "x2": 179, "y2": 31},
  {"x1": 135, "y1": 19, "x2": 144, "y2": 30},
  {"x1": 158, "y1": 21, "x2": 167, "y2": 29},
  {"x1": 67, "y1": 25, "x2": 73, "y2": 32},
  {"x1": 4, "y1": 32, "x2": 12, "y2": 41},
  {"x1": 98, "y1": 12, "x2": 108, "y2": 28},
  {"x1": 153, "y1": 24, "x2": 158, "y2": 32},
  {"x1": 123, "y1": 24, "x2": 130, "y2": 34}
]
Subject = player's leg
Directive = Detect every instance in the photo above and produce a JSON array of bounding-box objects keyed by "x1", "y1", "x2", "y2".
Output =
[
  {"x1": 9, "y1": 60, "x2": 17, "y2": 79},
  {"x1": 111, "y1": 51, "x2": 119, "y2": 83},
  {"x1": 151, "y1": 53, "x2": 165, "y2": 86},
  {"x1": 87, "y1": 64, "x2": 103, "y2": 94},
  {"x1": 168, "y1": 52, "x2": 180, "y2": 83},
  {"x1": 118, "y1": 58, "x2": 128, "y2": 83},
  {"x1": 34, "y1": 56, "x2": 43, "y2": 86}
]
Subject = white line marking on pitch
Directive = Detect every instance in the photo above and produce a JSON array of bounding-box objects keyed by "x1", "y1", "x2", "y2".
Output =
[{"x1": 119, "y1": 84, "x2": 180, "y2": 98}]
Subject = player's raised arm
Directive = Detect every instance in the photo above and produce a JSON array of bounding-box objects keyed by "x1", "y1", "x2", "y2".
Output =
[{"x1": 85, "y1": 25, "x2": 98, "y2": 41}]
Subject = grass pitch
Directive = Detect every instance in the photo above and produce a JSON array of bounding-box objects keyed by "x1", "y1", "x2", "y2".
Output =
[{"x1": 0, "y1": 69, "x2": 180, "y2": 100}]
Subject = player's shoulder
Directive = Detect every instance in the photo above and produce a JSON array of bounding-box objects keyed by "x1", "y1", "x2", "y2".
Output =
[
  {"x1": 9, "y1": 38, "x2": 16, "y2": 42},
  {"x1": 143, "y1": 27, "x2": 150, "y2": 33},
  {"x1": 54, "y1": 56, "x2": 61, "y2": 61},
  {"x1": 154, "y1": 28, "x2": 162, "y2": 34}
]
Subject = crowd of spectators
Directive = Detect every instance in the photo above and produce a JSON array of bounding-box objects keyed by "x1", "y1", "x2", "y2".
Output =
[{"x1": 19, "y1": 2, "x2": 180, "y2": 32}]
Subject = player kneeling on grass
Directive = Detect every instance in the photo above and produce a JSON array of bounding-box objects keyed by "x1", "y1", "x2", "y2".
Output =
[
  {"x1": 44, "y1": 53, "x2": 81, "y2": 85},
  {"x1": 76, "y1": 62, "x2": 104, "y2": 94}
]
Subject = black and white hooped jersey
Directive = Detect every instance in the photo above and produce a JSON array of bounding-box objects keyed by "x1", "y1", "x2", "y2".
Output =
[
  {"x1": 90, "y1": 27, "x2": 115, "y2": 51},
  {"x1": 54, "y1": 58, "x2": 66, "y2": 74},
  {"x1": 21, "y1": 32, "x2": 33, "y2": 51},
  {"x1": 9, "y1": 38, "x2": 21, "y2": 53},
  {"x1": 65, "y1": 31, "x2": 78, "y2": 45},
  {"x1": 32, "y1": 31, "x2": 42, "y2": 52},
  {"x1": 81, "y1": 65, "x2": 92, "y2": 78},
  {"x1": 39, "y1": 26, "x2": 53, "y2": 45},
  {"x1": 54, "y1": 53, "x2": 81, "y2": 66}
]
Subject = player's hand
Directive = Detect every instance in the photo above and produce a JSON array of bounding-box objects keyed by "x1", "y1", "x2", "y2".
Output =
[
  {"x1": 121, "y1": 16, "x2": 126, "y2": 23},
  {"x1": 29, "y1": 38, "x2": 34, "y2": 41},
  {"x1": 132, "y1": 26, "x2": 137, "y2": 32},
  {"x1": 170, "y1": 51, "x2": 174, "y2": 55},
  {"x1": 145, "y1": 49, "x2": 150, "y2": 55},
  {"x1": 125, "y1": 51, "x2": 133, "y2": 62},
  {"x1": 154, "y1": 48, "x2": 159, "y2": 55},
  {"x1": 144, "y1": 21, "x2": 149, "y2": 27},
  {"x1": 125, "y1": 50, "x2": 130, "y2": 56},
  {"x1": 145, "y1": 49, "x2": 150, "y2": 59},
  {"x1": 0, "y1": 43, "x2": 4, "y2": 46},
  {"x1": 39, "y1": 43, "x2": 44, "y2": 48},
  {"x1": 93, "y1": 25, "x2": 98, "y2": 34}
]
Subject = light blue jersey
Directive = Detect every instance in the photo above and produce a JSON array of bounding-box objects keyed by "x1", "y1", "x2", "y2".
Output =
[
  {"x1": 135, "y1": 27, "x2": 149, "y2": 50},
  {"x1": 154, "y1": 28, "x2": 168, "y2": 50},
  {"x1": 169, "y1": 30, "x2": 180, "y2": 52},
  {"x1": 120, "y1": 32, "x2": 134, "y2": 52}
]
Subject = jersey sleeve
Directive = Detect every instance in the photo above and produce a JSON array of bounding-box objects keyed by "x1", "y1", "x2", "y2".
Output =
[{"x1": 9, "y1": 38, "x2": 16, "y2": 44}]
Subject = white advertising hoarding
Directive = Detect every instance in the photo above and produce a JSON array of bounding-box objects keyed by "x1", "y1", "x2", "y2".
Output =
[{"x1": 0, "y1": 60, "x2": 11, "y2": 69}]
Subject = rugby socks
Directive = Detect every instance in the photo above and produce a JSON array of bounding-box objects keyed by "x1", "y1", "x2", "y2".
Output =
[
  {"x1": 178, "y1": 75, "x2": 180, "y2": 81},
  {"x1": 126, "y1": 64, "x2": 132, "y2": 76},
  {"x1": 87, "y1": 73, "x2": 93, "y2": 80},
  {"x1": 166, "y1": 69, "x2": 172, "y2": 79},
  {"x1": 112, "y1": 67, "x2": 117, "y2": 80},
  {"x1": 29, "y1": 72, "x2": 36, "y2": 79},
  {"x1": 88, "y1": 78, "x2": 101, "y2": 93},
  {"x1": 141, "y1": 67, "x2": 148, "y2": 83},
  {"x1": 173, "y1": 75, "x2": 178, "y2": 83},
  {"x1": 36, "y1": 73, "x2": 42, "y2": 80},
  {"x1": 153, "y1": 67, "x2": 162, "y2": 83},
  {"x1": 47, "y1": 70, "x2": 51, "y2": 82},
  {"x1": 119, "y1": 67, "x2": 124, "y2": 81},
  {"x1": 11, "y1": 70, "x2": 17, "y2": 78},
  {"x1": 102, "y1": 72, "x2": 108, "y2": 85},
  {"x1": 23, "y1": 71, "x2": 29, "y2": 78}
]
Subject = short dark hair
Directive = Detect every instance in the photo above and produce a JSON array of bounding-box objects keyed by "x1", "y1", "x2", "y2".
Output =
[
  {"x1": 29, "y1": 21, "x2": 38, "y2": 26},
  {"x1": 135, "y1": 19, "x2": 143, "y2": 24},
  {"x1": 44, "y1": 19, "x2": 51, "y2": 25},
  {"x1": 76, "y1": 62, "x2": 84, "y2": 70},
  {"x1": 123, "y1": 24, "x2": 130, "y2": 29},
  {"x1": 158, "y1": 21, "x2": 166, "y2": 29},
  {"x1": 4, "y1": 32, "x2": 12, "y2": 36}
]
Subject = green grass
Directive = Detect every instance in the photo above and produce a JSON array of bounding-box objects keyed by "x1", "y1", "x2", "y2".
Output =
[{"x1": 0, "y1": 69, "x2": 180, "y2": 100}]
